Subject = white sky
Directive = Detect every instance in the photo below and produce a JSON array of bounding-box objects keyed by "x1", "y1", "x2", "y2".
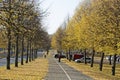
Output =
[{"x1": 40, "y1": 0, "x2": 83, "y2": 34}]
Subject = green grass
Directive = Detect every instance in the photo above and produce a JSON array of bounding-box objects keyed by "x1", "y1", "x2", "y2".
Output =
[
  {"x1": 62, "y1": 59, "x2": 120, "y2": 80},
  {"x1": 0, "y1": 58, "x2": 48, "y2": 80}
]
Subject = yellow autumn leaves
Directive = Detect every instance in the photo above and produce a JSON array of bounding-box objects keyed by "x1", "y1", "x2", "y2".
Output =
[
  {"x1": 0, "y1": 58, "x2": 48, "y2": 80},
  {"x1": 51, "y1": 0, "x2": 120, "y2": 55}
]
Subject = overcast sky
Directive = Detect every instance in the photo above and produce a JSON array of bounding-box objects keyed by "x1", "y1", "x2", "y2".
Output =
[{"x1": 40, "y1": 0, "x2": 83, "y2": 34}]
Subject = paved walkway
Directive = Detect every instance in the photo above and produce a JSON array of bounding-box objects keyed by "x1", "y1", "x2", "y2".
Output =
[{"x1": 44, "y1": 57, "x2": 93, "y2": 80}]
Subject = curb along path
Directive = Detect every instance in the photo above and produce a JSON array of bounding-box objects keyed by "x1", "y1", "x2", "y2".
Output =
[{"x1": 44, "y1": 57, "x2": 93, "y2": 80}]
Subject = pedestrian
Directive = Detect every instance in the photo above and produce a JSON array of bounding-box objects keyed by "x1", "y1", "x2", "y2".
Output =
[
  {"x1": 44, "y1": 54, "x2": 46, "y2": 58},
  {"x1": 44, "y1": 52, "x2": 47, "y2": 58},
  {"x1": 58, "y1": 51, "x2": 61, "y2": 62}
]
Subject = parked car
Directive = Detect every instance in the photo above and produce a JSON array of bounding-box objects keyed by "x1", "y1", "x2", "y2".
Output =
[
  {"x1": 75, "y1": 57, "x2": 91, "y2": 63},
  {"x1": 72, "y1": 54, "x2": 84, "y2": 61},
  {"x1": 105, "y1": 55, "x2": 120, "y2": 63},
  {"x1": 54, "y1": 54, "x2": 66, "y2": 58},
  {"x1": 105, "y1": 56, "x2": 114, "y2": 61}
]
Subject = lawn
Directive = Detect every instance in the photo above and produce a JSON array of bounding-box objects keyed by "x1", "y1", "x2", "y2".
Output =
[
  {"x1": 62, "y1": 59, "x2": 120, "y2": 80},
  {"x1": 0, "y1": 58, "x2": 48, "y2": 80}
]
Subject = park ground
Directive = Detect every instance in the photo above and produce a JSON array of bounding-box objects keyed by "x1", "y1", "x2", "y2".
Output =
[
  {"x1": 62, "y1": 59, "x2": 120, "y2": 80},
  {"x1": 0, "y1": 58, "x2": 48, "y2": 80},
  {"x1": 0, "y1": 51, "x2": 120, "y2": 80}
]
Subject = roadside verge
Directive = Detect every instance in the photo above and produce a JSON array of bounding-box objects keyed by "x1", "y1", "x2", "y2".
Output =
[{"x1": 0, "y1": 58, "x2": 48, "y2": 80}]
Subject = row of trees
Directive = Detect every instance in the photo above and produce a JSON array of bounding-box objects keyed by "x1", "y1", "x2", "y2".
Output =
[
  {"x1": 0, "y1": 0, "x2": 50, "y2": 70},
  {"x1": 51, "y1": 0, "x2": 120, "y2": 75}
]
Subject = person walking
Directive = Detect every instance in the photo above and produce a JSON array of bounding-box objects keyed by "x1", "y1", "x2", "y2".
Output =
[{"x1": 58, "y1": 52, "x2": 61, "y2": 62}]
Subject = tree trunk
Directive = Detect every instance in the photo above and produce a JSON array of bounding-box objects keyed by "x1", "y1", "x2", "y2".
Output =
[
  {"x1": 109, "y1": 55, "x2": 112, "y2": 65},
  {"x1": 33, "y1": 49, "x2": 35, "y2": 60},
  {"x1": 6, "y1": 0, "x2": 12, "y2": 70},
  {"x1": 35, "y1": 49, "x2": 38, "y2": 58},
  {"x1": 91, "y1": 49, "x2": 95, "y2": 67},
  {"x1": 21, "y1": 35, "x2": 24, "y2": 65},
  {"x1": 15, "y1": 34, "x2": 19, "y2": 67},
  {"x1": 6, "y1": 29, "x2": 11, "y2": 70},
  {"x1": 31, "y1": 48, "x2": 34, "y2": 61},
  {"x1": 29, "y1": 40, "x2": 31, "y2": 62},
  {"x1": 26, "y1": 39, "x2": 29, "y2": 63},
  {"x1": 99, "y1": 52, "x2": 104, "y2": 71},
  {"x1": 84, "y1": 49, "x2": 87, "y2": 64},
  {"x1": 68, "y1": 48, "x2": 71, "y2": 61},
  {"x1": 66, "y1": 50, "x2": 69, "y2": 60},
  {"x1": 112, "y1": 54, "x2": 116, "y2": 76},
  {"x1": 13, "y1": 45, "x2": 15, "y2": 56},
  {"x1": 34, "y1": 49, "x2": 36, "y2": 59}
]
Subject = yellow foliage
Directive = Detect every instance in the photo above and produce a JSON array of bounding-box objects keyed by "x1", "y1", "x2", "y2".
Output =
[
  {"x1": 62, "y1": 0, "x2": 120, "y2": 54},
  {"x1": 51, "y1": 0, "x2": 120, "y2": 55},
  {"x1": 0, "y1": 30, "x2": 7, "y2": 48}
]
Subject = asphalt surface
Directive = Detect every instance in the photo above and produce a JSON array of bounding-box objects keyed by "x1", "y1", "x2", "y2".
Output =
[
  {"x1": 0, "y1": 51, "x2": 44, "y2": 66},
  {"x1": 0, "y1": 58, "x2": 22, "y2": 66},
  {"x1": 44, "y1": 57, "x2": 93, "y2": 80}
]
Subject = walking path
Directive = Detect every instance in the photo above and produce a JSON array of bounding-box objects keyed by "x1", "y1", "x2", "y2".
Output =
[{"x1": 44, "y1": 57, "x2": 93, "y2": 80}]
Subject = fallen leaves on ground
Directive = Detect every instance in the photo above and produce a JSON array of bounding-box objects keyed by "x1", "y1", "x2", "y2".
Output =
[
  {"x1": 62, "y1": 59, "x2": 120, "y2": 80},
  {"x1": 0, "y1": 58, "x2": 48, "y2": 80}
]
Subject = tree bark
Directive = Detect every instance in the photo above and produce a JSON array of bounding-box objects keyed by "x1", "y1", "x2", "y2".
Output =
[
  {"x1": 34, "y1": 49, "x2": 36, "y2": 59},
  {"x1": 109, "y1": 55, "x2": 112, "y2": 65},
  {"x1": 91, "y1": 49, "x2": 95, "y2": 67},
  {"x1": 84, "y1": 49, "x2": 87, "y2": 64},
  {"x1": 68, "y1": 48, "x2": 71, "y2": 61},
  {"x1": 21, "y1": 35, "x2": 24, "y2": 65},
  {"x1": 29, "y1": 40, "x2": 31, "y2": 62},
  {"x1": 15, "y1": 34, "x2": 19, "y2": 67},
  {"x1": 35, "y1": 49, "x2": 38, "y2": 58},
  {"x1": 6, "y1": 0, "x2": 12, "y2": 70},
  {"x1": 66, "y1": 50, "x2": 68, "y2": 60},
  {"x1": 26, "y1": 39, "x2": 29, "y2": 63},
  {"x1": 99, "y1": 52, "x2": 104, "y2": 71},
  {"x1": 6, "y1": 29, "x2": 11, "y2": 70},
  {"x1": 31, "y1": 48, "x2": 34, "y2": 61},
  {"x1": 112, "y1": 54, "x2": 116, "y2": 76},
  {"x1": 33, "y1": 49, "x2": 35, "y2": 60}
]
